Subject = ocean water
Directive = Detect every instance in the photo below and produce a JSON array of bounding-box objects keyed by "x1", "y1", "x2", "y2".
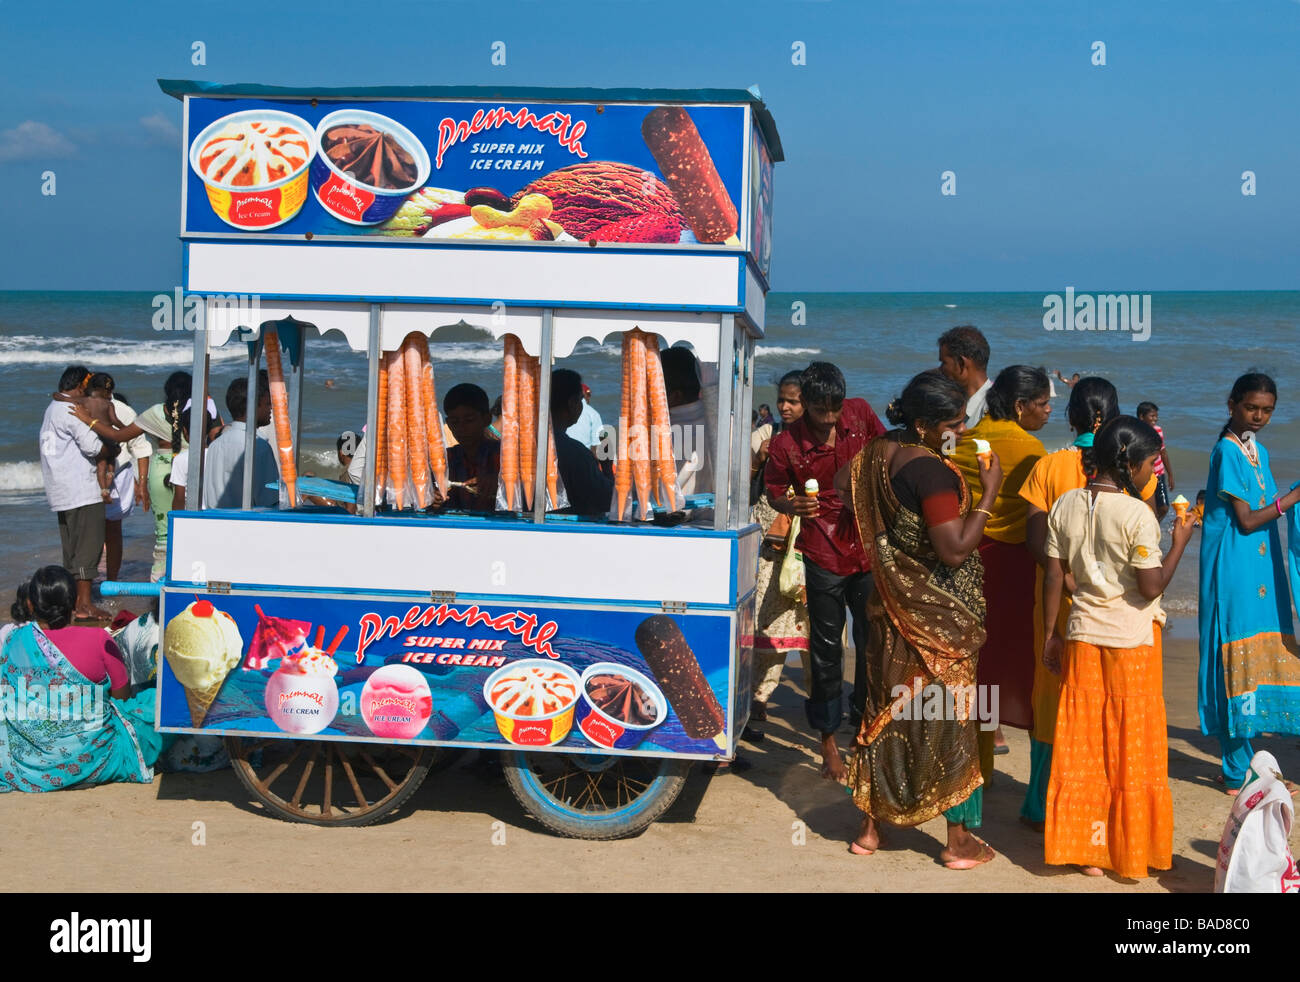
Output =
[{"x1": 2, "y1": 289, "x2": 1298, "y2": 616}]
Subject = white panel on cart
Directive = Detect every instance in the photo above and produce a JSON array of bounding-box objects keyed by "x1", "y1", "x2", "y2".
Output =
[
  {"x1": 553, "y1": 309, "x2": 721, "y2": 362},
  {"x1": 382, "y1": 304, "x2": 544, "y2": 355},
  {"x1": 204, "y1": 301, "x2": 372, "y2": 351},
  {"x1": 187, "y1": 243, "x2": 743, "y2": 310},
  {"x1": 170, "y1": 516, "x2": 736, "y2": 605}
]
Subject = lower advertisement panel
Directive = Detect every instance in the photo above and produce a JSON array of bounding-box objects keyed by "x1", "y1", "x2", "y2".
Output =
[{"x1": 158, "y1": 588, "x2": 737, "y2": 760}]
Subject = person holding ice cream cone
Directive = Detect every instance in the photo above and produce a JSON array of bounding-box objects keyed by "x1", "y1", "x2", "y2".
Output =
[{"x1": 838, "y1": 370, "x2": 999, "y2": 869}]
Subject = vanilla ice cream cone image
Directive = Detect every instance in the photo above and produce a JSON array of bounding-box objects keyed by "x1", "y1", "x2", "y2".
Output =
[
  {"x1": 973, "y1": 438, "x2": 993, "y2": 468},
  {"x1": 1172, "y1": 494, "x2": 1189, "y2": 521},
  {"x1": 164, "y1": 600, "x2": 244, "y2": 727}
]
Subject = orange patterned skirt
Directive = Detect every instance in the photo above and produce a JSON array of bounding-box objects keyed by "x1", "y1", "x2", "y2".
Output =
[{"x1": 1044, "y1": 623, "x2": 1173, "y2": 878}]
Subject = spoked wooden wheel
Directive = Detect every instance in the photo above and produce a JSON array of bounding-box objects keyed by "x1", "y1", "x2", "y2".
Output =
[
  {"x1": 503, "y1": 751, "x2": 691, "y2": 840},
  {"x1": 226, "y1": 736, "x2": 432, "y2": 827}
]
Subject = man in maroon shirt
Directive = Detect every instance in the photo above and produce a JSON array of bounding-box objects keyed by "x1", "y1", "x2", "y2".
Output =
[{"x1": 765, "y1": 362, "x2": 885, "y2": 781}]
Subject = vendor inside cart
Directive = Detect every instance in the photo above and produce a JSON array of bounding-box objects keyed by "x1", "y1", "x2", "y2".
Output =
[
  {"x1": 439, "y1": 383, "x2": 500, "y2": 512},
  {"x1": 550, "y1": 369, "x2": 613, "y2": 515}
]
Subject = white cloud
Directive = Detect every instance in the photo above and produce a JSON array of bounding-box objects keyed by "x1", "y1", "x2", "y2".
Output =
[
  {"x1": 140, "y1": 112, "x2": 181, "y2": 146},
  {"x1": 0, "y1": 120, "x2": 76, "y2": 162}
]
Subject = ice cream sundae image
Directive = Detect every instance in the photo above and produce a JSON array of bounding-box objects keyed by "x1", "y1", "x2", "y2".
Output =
[
  {"x1": 575, "y1": 662, "x2": 667, "y2": 750},
  {"x1": 196, "y1": 118, "x2": 312, "y2": 187},
  {"x1": 189, "y1": 109, "x2": 315, "y2": 229},
  {"x1": 483, "y1": 659, "x2": 581, "y2": 746},
  {"x1": 360, "y1": 665, "x2": 433, "y2": 739},
  {"x1": 263, "y1": 625, "x2": 347, "y2": 735},
  {"x1": 164, "y1": 599, "x2": 244, "y2": 727},
  {"x1": 246, "y1": 605, "x2": 311, "y2": 671},
  {"x1": 311, "y1": 109, "x2": 429, "y2": 225}
]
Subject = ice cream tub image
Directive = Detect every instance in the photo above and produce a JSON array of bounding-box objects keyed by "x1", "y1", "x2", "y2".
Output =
[
  {"x1": 574, "y1": 662, "x2": 667, "y2": 750},
  {"x1": 310, "y1": 109, "x2": 430, "y2": 226},
  {"x1": 482, "y1": 659, "x2": 582, "y2": 747},
  {"x1": 189, "y1": 109, "x2": 315, "y2": 230}
]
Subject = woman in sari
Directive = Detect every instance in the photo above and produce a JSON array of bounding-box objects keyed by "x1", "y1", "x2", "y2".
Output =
[
  {"x1": 951, "y1": 366, "x2": 1051, "y2": 777},
  {"x1": 1016, "y1": 377, "x2": 1120, "y2": 830},
  {"x1": 1199, "y1": 373, "x2": 1300, "y2": 791},
  {"x1": 0, "y1": 566, "x2": 164, "y2": 792},
  {"x1": 837, "y1": 370, "x2": 1001, "y2": 869},
  {"x1": 749, "y1": 372, "x2": 810, "y2": 730}
]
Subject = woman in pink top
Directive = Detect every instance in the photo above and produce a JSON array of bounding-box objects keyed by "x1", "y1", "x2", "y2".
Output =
[{"x1": 0, "y1": 566, "x2": 164, "y2": 791}]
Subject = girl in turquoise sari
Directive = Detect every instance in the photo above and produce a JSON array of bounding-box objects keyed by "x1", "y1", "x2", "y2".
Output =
[
  {"x1": 1, "y1": 567, "x2": 164, "y2": 792},
  {"x1": 1199, "y1": 373, "x2": 1300, "y2": 790}
]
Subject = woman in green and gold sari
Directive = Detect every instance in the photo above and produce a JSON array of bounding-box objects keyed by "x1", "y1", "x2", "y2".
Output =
[{"x1": 836, "y1": 370, "x2": 1001, "y2": 869}]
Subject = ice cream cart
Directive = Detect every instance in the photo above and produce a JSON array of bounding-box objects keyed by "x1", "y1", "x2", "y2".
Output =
[{"x1": 148, "y1": 79, "x2": 781, "y2": 837}]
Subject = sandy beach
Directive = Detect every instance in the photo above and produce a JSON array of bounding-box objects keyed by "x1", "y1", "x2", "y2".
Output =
[{"x1": 2, "y1": 519, "x2": 1294, "y2": 893}]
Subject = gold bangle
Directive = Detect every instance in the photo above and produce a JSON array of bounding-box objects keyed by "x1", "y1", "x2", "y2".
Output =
[{"x1": 972, "y1": 507, "x2": 993, "y2": 518}]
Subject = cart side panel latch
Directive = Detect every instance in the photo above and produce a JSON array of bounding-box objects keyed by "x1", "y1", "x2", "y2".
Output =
[
  {"x1": 431, "y1": 590, "x2": 456, "y2": 603},
  {"x1": 660, "y1": 600, "x2": 689, "y2": 614},
  {"x1": 207, "y1": 581, "x2": 232, "y2": 595}
]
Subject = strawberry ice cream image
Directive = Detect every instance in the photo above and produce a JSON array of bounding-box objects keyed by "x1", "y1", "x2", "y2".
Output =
[
  {"x1": 360, "y1": 665, "x2": 433, "y2": 739},
  {"x1": 264, "y1": 646, "x2": 340, "y2": 735}
]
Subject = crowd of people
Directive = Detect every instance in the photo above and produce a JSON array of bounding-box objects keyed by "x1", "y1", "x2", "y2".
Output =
[
  {"x1": 13, "y1": 331, "x2": 1300, "y2": 881},
  {"x1": 745, "y1": 326, "x2": 1299, "y2": 879}
]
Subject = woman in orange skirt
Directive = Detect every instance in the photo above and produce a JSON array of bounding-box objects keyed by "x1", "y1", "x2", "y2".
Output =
[{"x1": 1041, "y1": 416, "x2": 1195, "y2": 878}]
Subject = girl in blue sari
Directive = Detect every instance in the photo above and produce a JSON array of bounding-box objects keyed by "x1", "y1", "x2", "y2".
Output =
[
  {"x1": 0, "y1": 566, "x2": 164, "y2": 792},
  {"x1": 1199, "y1": 373, "x2": 1300, "y2": 791}
]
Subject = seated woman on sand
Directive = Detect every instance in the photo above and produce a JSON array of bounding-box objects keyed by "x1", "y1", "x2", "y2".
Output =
[{"x1": 0, "y1": 566, "x2": 165, "y2": 792}]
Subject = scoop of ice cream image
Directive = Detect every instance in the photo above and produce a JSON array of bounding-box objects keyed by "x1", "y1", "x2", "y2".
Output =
[
  {"x1": 360, "y1": 665, "x2": 433, "y2": 739},
  {"x1": 264, "y1": 646, "x2": 340, "y2": 735},
  {"x1": 164, "y1": 600, "x2": 244, "y2": 727},
  {"x1": 517, "y1": 162, "x2": 682, "y2": 240}
]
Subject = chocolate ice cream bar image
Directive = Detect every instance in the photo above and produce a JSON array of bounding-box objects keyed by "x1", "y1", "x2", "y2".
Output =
[
  {"x1": 641, "y1": 107, "x2": 738, "y2": 244},
  {"x1": 634, "y1": 615, "x2": 726, "y2": 750}
]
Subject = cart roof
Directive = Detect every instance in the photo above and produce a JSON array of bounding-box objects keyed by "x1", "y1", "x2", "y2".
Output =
[{"x1": 157, "y1": 78, "x2": 783, "y2": 161}]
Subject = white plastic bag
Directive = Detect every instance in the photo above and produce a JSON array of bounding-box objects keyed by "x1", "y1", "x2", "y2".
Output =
[
  {"x1": 1214, "y1": 750, "x2": 1300, "y2": 893},
  {"x1": 777, "y1": 515, "x2": 805, "y2": 601}
]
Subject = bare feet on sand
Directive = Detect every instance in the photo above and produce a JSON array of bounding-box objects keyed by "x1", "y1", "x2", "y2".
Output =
[
  {"x1": 850, "y1": 816, "x2": 880, "y2": 855},
  {"x1": 820, "y1": 732, "x2": 845, "y2": 782},
  {"x1": 940, "y1": 827, "x2": 995, "y2": 870}
]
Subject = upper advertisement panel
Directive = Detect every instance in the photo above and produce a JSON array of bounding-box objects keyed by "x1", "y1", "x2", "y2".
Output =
[{"x1": 183, "y1": 96, "x2": 749, "y2": 252}]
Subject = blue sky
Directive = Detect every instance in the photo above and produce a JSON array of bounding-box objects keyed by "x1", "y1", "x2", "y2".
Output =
[{"x1": 0, "y1": 0, "x2": 1296, "y2": 291}]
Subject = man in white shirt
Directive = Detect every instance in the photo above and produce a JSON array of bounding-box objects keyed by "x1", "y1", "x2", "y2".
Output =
[
  {"x1": 39, "y1": 365, "x2": 109, "y2": 620},
  {"x1": 566, "y1": 383, "x2": 604, "y2": 455},
  {"x1": 201, "y1": 376, "x2": 279, "y2": 509},
  {"x1": 938, "y1": 325, "x2": 992, "y2": 431}
]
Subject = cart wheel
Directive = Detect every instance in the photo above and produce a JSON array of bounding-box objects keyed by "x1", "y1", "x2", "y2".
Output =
[
  {"x1": 226, "y1": 736, "x2": 435, "y2": 827},
  {"x1": 502, "y1": 751, "x2": 691, "y2": 840}
]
